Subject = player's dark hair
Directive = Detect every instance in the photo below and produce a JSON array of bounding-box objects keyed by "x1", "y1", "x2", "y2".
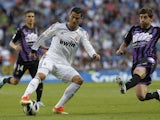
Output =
[
  {"x1": 139, "y1": 7, "x2": 153, "y2": 18},
  {"x1": 24, "y1": 10, "x2": 35, "y2": 15},
  {"x1": 71, "y1": 7, "x2": 83, "y2": 17}
]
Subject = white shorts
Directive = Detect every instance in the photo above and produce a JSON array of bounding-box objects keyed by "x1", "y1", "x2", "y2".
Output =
[{"x1": 37, "y1": 55, "x2": 80, "y2": 82}]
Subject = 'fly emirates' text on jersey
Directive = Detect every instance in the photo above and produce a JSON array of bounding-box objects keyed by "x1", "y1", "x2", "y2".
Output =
[{"x1": 32, "y1": 22, "x2": 96, "y2": 65}]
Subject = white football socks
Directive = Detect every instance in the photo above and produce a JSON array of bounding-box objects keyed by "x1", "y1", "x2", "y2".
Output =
[
  {"x1": 22, "y1": 77, "x2": 41, "y2": 97},
  {"x1": 55, "y1": 82, "x2": 80, "y2": 108}
]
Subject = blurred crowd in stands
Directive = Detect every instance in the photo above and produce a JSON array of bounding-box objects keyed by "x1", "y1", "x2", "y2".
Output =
[{"x1": 0, "y1": 0, "x2": 160, "y2": 75}]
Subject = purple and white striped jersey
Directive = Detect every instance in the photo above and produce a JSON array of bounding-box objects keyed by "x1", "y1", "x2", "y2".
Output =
[
  {"x1": 12, "y1": 25, "x2": 39, "y2": 62},
  {"x1": 31, "y1": 22, "x2": 96, "y2": 65},
  {"x1": 124, "y1": 25, "x2": 160, "y2": 64}
]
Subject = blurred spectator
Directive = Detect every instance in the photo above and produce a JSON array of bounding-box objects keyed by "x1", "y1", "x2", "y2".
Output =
[{"x1": 0, "y1": 0, "x2": 160, "y2": 74}]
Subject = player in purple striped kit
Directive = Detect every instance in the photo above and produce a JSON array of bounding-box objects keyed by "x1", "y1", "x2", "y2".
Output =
[
  {"x1": 0, "y1": 10, "x2": 48, "y2": 106},
  {"x1": 116, "y1": 6, "x2": 160, "y2": 102}
]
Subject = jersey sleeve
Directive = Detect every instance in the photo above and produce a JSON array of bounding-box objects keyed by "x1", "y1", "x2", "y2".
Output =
[
  {"x1": 81, "y1": 30, "x2": 96, "y2": 57},
  {"x1": 124, "y1": 26, "x2": 134, "y2": 46},
  {"x1": 31, "y1": 22, "x2": 59, "y2": 51},
  {"x1": 156, "y1": 27, "x2": 160, "y2": 38},
  {"x1": 11, "y1": 28, "x2": 21, "y2": 43}
]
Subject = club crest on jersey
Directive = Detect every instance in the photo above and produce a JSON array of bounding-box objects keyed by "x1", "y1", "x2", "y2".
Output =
[
  {"x1": 60, "y1": 30, "x2": 68, "y2": 35},
  {"x1": 75, "y1": 36, "x2": 79, "y2": 41}
]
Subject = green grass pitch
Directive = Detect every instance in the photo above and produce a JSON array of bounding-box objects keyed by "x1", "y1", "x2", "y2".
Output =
[{"x1": 0, "y1": 81, "x2": 160, "y2": 120}]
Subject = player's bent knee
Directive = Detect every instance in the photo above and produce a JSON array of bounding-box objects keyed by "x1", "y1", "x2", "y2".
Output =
[
  {"x1": 133, "y1": 68, "x2": 146, "y2": 79},
  {"x1": 10, "y1": 78, "x2": 20, "y2": 85},
  {"x1": 12, "y1": 82, "x2": 19, "y2": 85},
  {"x1": 72, "y1": 75, "x2": 83, "y2": 85},
  {"x1": 36, "y1": 73, "x2": 46, "y2": 81}
]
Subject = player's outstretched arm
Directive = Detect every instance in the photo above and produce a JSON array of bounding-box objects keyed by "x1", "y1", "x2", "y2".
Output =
[
  {"x1": 116, "y1": 42, "x2": 127, "y2": 55},
  {"x1": 9, "y1": 41, "x2": 22, "y2": 52},
  {"x1": 31, "y1": 23, "x2": 58, "y2": 51}
]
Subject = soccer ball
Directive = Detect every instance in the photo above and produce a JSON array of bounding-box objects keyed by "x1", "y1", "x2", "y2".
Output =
[{"x1": 23, "y1": 100, "x2": 39, "y2": 115}]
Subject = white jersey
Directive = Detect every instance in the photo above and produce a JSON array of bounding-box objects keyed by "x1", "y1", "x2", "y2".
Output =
[{"x1": 32, "y1": 22, "x2": 96, "y2": 65}]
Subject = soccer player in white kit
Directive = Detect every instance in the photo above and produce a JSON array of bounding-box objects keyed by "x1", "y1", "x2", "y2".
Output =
[{"x1": 20, "y1": 7, "x2": 100, "y2": 114}]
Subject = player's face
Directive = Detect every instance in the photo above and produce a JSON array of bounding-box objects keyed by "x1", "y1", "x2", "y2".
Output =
[
  {"x1": 139, "y1": 13, "x2": 152, "y2": 29},
  {"x1": 68, "y1": 12, "x2": 82, "y2": 29},
  {"x1": 25, "y1": 12, "x2": 35, "y2": 27}
]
